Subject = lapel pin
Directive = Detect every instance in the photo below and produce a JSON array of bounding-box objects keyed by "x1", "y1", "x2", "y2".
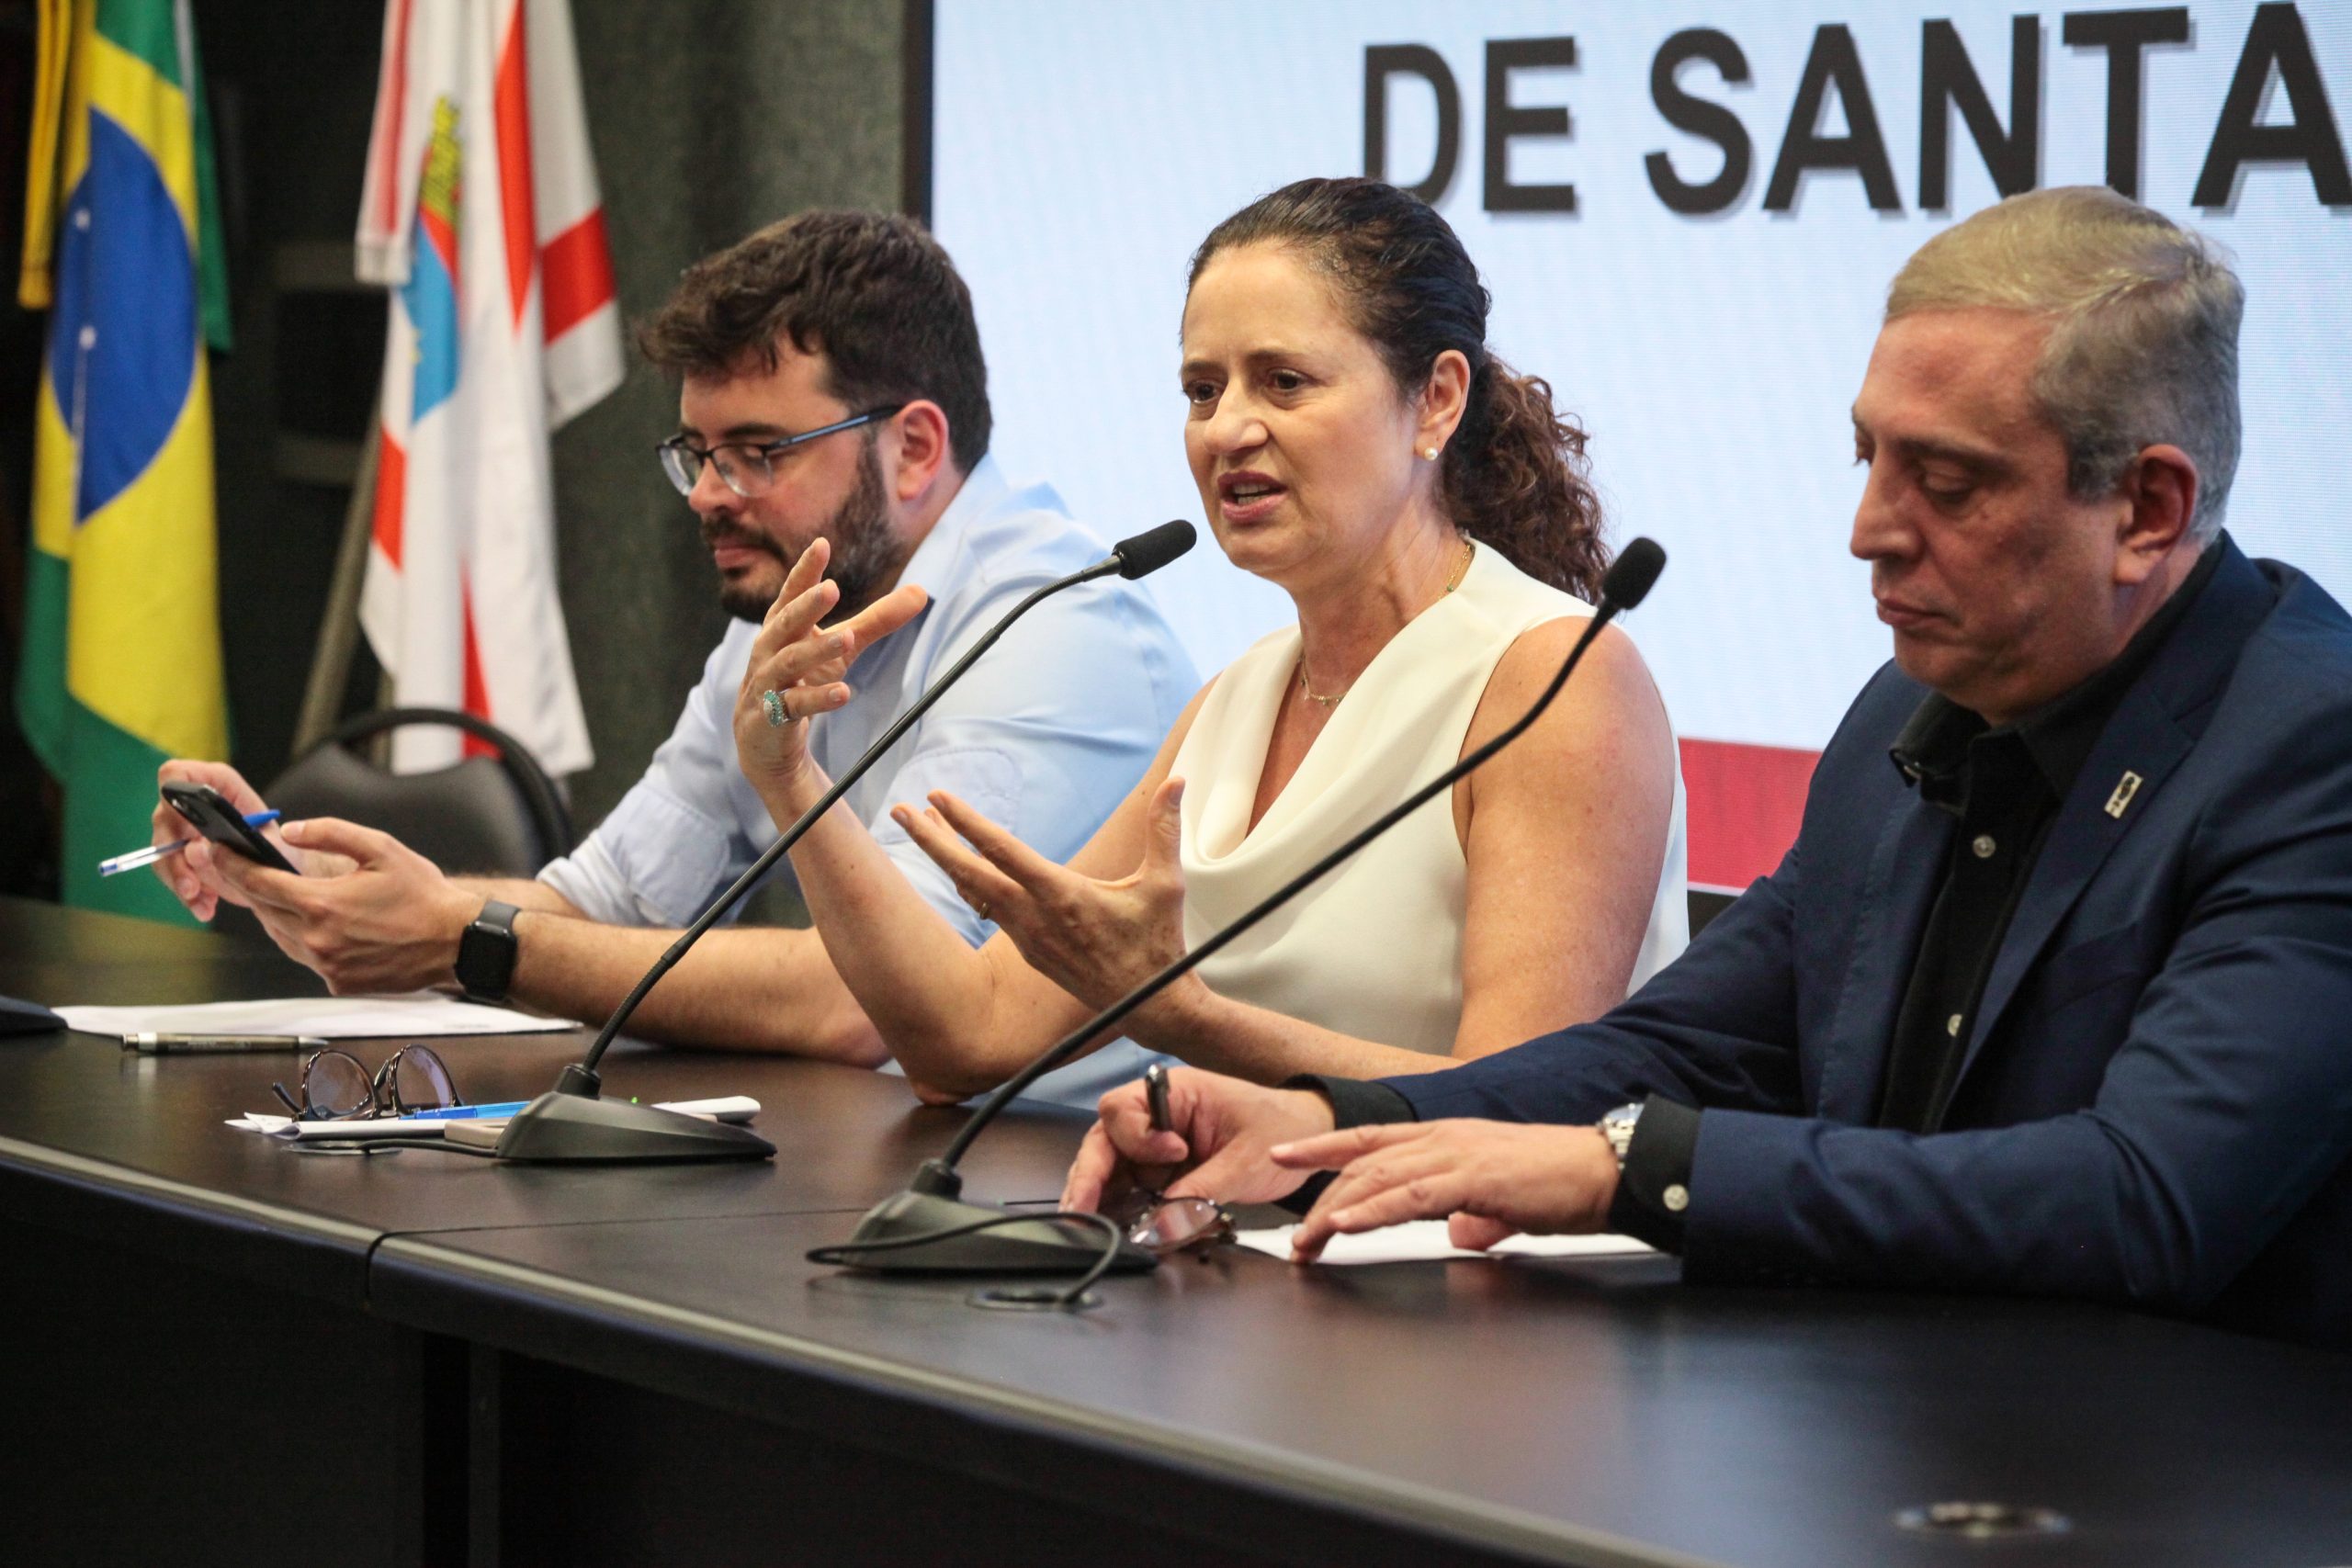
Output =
[{"x1": 2105, "y1": 771, "x2": 2143, "y2": 819}]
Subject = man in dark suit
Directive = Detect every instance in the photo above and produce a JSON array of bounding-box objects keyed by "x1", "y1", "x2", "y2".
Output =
[{"x1": 1062, "y1": 186, "x2": 2352, "y2": 1348}]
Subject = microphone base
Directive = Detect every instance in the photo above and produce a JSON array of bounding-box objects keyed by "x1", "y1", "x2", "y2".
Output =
[
  {"x1": 488, "y1": 1090, "x2": 776, "y2": 1165},
  {"x1": 826, "y1": 1187, "x2": 1158, "y2": 1276},
  {"x1": 552, "y1": 1062, "x2": 602, "y2": 1098}
]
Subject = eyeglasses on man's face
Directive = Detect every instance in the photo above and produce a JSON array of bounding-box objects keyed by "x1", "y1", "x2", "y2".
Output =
[{"x1": 656, "y1": 403, "x2": 906, "y2": 500}]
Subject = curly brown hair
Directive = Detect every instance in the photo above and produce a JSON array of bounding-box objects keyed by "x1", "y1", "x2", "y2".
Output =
[
  {"x1": 1186, "y1": 178, "x2": 1607, "y2": 601},
  {"x1": 636, "y1": 210, "x2": 990, "y2": 474}
]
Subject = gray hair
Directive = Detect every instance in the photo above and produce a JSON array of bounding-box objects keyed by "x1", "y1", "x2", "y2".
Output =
[{"x1": 1886, "y1": 186, "x2": 2243, "y2": 542}]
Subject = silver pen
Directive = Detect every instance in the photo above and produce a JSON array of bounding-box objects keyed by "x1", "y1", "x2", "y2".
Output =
[
  {"x1": 125, "y1": 1033, "x2": 328, "y2": 1055},
  {"x1": 1145, "y1": 1061, "x2": 1173, "y2": 1133},
  {"x1": 98, "y1": 810, "x2": 283, "y2": 877}
]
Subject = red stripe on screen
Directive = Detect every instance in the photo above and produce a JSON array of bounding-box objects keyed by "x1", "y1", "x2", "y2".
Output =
[{"x1": 1679, "y1": 738, "x2": 1819, "y2": 892}]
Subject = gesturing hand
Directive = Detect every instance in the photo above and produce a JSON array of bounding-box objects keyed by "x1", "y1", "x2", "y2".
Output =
[
  {"x1": 1271, "y1": 1120, "x2": 1623, "y2": 1262},
  {"x1": 892, "y1": 776, "x2": 1192, "y2": 1017},
  {"x1": 1060, "y1": 1066, "x2": 1334, "y2": 1216},
  {"x1": 191, "y1": 817, "x2": 480, "y2": 994},
  {"x1": 732, "y1": 536, "x2": 928, "y2": 804}
]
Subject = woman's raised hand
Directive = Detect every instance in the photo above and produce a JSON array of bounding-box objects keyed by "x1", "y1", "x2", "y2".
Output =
[
  {"x1": 732, "y1": 536, "x2": 928, "y2": 804},
  {"x1": 893, "y1": 775, "x2": 1193, "y2": 1018}
]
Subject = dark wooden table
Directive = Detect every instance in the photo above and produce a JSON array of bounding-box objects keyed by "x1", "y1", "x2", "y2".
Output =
[{"x1": 5, "y1": 895, "x2": 2350, "y2": 1568}]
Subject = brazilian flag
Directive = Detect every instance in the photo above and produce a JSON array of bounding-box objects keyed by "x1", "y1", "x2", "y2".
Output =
[{"x1": 17, "y1": 0, "x2": 232, "y2": 921}]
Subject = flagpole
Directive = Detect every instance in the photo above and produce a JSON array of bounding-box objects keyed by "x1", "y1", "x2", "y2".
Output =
[{"x1": 291, "y1": 412, "x2": 381, "y2": 759}]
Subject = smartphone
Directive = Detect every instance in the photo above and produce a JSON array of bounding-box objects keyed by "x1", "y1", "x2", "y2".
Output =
[{"x1": 161, "y1": 781, "x2": 300, "y2": 874}]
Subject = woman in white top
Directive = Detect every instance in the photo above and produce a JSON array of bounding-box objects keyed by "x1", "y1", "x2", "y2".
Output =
[{"x1": 730, "y1": 176, "x2": 1686, "y2": 1096}]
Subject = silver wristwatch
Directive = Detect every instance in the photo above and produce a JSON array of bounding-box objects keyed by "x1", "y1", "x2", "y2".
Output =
[{"x1": 1597, "y1": 1101, "x2": 1644, "y2": 1168}]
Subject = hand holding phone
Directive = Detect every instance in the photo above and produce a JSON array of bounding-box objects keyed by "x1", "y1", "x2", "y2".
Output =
[{"x1": 161, "y1": 780, "x2": 301, "y2": 875}]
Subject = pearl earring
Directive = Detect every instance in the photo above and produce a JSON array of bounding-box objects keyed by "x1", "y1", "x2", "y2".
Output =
[{"x1": 1423, "y1": 446, "x2": 1439, "y2": 460}]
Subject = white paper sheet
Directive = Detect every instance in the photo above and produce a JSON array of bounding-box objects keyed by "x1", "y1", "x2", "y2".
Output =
[
  {"x1": 228, "y1": 1112, "x2": 454, "y2": 1140},
  {"x1": 60, "y1": 994, "x2": 576, "y2": 1042},
  {"x1": 1235, "y1": 1219, "x2": 1656, "y2": 1266}
]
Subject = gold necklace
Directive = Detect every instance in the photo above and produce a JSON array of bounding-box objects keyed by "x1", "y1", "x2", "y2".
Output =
[
  {"x1": 1442, "y1": 536, "x2": 1476, "y2": 593},
  {"x1": 1298, "y1": 663, "x2": 1345, "y2": 706},
  {"x1": 1298, "y1": 540, "x2": 1476, "y2": 708}
]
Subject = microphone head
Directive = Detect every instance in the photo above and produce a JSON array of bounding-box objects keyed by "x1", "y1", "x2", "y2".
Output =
[
  {"x1": 1113, "y1": 521, "x2": 1197, "y2": 580},
  {"x1": 1600, "y1": 537, "x2": 1667, "y2": 611}
]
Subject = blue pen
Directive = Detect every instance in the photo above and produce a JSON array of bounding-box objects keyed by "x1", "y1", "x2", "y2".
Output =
[
  {"x1": 98, "y1": 811, "x2": 283, "y2": 877},
  {"x1": 403, "y1": 1100, "x2": 532, "y2": 1121}
]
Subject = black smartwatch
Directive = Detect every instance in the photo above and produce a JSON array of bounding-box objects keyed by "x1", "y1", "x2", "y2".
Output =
[{"x1": 455, "y1": 899, "x2": 522, "y2": 1003}]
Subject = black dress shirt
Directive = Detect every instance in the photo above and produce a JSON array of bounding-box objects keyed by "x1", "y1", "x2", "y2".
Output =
[
  {"x1": 1877, "y1": 543, "x2": 2222, "y2": 1134},
  {"x1": 1295, "y1": 545, "x2": 2226, "y2": 1250}
]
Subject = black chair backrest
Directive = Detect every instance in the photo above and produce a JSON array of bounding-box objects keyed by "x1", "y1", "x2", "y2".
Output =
[
  {"x1": 1688, "y1": 888, "x2": 1737, "y2": 937},
  {"x1": 265, "y1": 708, "x2": 575, "y2": 879}
]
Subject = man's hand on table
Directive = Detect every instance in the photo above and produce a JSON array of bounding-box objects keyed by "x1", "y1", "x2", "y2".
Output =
[{"x1": 1272, "y1": 1121, "x2": 1623, "y2": 1261}]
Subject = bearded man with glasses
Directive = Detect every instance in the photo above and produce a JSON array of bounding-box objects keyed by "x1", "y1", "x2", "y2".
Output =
[{"x1": 157, "y1": 212, "x2": 1196, "y2": 1103}]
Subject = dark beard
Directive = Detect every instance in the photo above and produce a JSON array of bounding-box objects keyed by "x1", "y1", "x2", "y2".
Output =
[{"x1": 715, "y1": 437, "x2": 902, "y2": 624}]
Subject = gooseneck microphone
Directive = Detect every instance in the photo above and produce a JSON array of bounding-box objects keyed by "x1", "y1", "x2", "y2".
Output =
[
  {"x1": 489, "y1": 520, "x2": 1199, "y2": 1164},
  {"x1": 813, "y1": 538, "x2": 1667, "y2": 1292}
]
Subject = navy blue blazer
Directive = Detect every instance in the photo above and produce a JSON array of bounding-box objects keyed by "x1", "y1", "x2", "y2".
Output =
[{"x1": 1385, "y1": 538, "x2": 2352, "y2": 1347}]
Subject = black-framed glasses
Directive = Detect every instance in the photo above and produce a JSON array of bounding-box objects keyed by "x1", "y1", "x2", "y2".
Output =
[
  {"x1": 1111, "y1": 1190, "x2": 1236, "y2": 1258},
  {"x1": 655, "y1": 403, "x2": 907, "y2": 499},
  {"x1": 269, "y1": 1044, "x2": 462, "y2": 1122}
]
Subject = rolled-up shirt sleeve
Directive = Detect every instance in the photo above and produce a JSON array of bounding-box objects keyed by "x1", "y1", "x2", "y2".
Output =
[{"x1": 538, "y1": 627, "x2": 761, "y2": 929}]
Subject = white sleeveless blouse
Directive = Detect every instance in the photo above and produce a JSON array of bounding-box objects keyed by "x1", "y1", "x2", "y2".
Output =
[{"x1": 1170, "y1": 546, "x2": 1689, "y2": 1058}]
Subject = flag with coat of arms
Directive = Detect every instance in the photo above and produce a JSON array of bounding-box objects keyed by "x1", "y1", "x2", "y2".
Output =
[{"x1": 355, "y1": 0, "x2": 621, "y2": 777}]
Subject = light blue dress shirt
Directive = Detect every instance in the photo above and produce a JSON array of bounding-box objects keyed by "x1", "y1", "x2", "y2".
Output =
[{"x1": 538, "y1": 457, "x2": 1197, "y2": 1106}]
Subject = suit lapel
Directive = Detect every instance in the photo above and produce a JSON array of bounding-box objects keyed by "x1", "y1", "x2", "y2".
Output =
[
  {"x1": 1958, "y1": 683, "x2": 2191, "y2": 1082},
  {"x1": 1955, "y1": 539, "x2": 2274, "y2": 1089}
]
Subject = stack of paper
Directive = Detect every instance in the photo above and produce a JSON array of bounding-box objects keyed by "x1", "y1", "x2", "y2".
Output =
[
  {"x1": 60, "y1": 994, "x2": 577, "y2": 1042},
  {"x1": 1235, "y1": 1219, "x2": 1655, "y2": 1265}
]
